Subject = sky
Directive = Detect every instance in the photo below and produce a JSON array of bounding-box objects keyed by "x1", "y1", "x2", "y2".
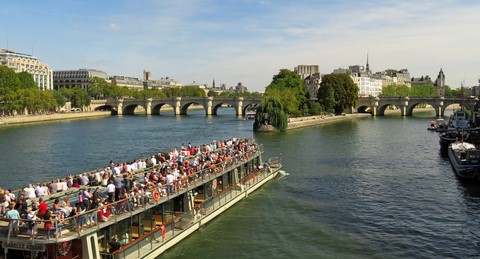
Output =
[{"x1": 1, "y1": 0, "x2": 479, "y2": 92}]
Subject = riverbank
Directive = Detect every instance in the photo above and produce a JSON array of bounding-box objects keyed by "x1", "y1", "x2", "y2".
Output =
[
  {"x1": 287, "y1": 113, "x2": 371, "y2": 130},
  {"x1": 0, "y1": 111, "x2": 112, "y2": 127}
]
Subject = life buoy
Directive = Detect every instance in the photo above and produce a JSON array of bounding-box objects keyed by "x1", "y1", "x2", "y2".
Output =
[{"x1": 152, "y1": 190, "x2": 160, "y2": 201}]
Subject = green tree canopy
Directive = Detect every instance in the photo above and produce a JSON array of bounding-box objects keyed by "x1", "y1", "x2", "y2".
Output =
[
  {"x1": 0, "y1": 66, "x2": 21, "y2": 89},
  {"x1": 17, "y1": 72, "x2": 36, "y2": 89},
  {"x1": 265, "y1": 69, "x2": 306, "y2": 116},
  {"x1": 253, "y1": 96, "x2": 288, "y2": 132},
  {"x1": 318, "y1": 74, "x2": 358, "y2": 114}
]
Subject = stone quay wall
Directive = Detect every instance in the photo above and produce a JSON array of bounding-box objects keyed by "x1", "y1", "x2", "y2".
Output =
[{"x1": 0, "y1": 111, "x2": 111, "y2": 127}]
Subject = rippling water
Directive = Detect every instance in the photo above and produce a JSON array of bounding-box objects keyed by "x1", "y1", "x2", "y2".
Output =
[{"x1": 1, "y1": 109, "x2": 480, "y2": 258}]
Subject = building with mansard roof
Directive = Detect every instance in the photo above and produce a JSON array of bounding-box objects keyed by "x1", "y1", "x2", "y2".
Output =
[
  {"x1": 53, "y1": 69, "x2": 108, "y2": 90},
  {"x1": 0, "y1": 49, "x2": 53, "y2": 90}
]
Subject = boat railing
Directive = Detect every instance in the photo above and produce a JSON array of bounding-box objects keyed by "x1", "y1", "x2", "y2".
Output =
[
  {"x1": 112, "y1": 163, "x2": 280, "y2": 259},
  {"x1": 0, "y1": 143, "x2": 266, "y2": 243}
]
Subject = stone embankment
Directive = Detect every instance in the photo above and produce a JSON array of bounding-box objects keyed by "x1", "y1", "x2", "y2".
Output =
[
  {"x1": 287, "y1": 113, "x2": 371, "y2": 130},
  {"x1": 0, "y1": 111, "x2": 111, "y2": 127}
]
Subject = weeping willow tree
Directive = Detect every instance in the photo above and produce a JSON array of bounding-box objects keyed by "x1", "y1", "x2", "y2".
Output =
[{"x1": 253, "y1": 96, "x2": 288, "y2": 132}]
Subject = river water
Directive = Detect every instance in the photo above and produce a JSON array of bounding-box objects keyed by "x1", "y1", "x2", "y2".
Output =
[{"x1": 1, "y1": 109, "x2": 479, "y2": 258}]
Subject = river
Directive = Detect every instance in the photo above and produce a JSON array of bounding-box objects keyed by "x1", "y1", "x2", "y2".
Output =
[{"x1": 1, "y1": 108, "x2": 479, "y2": 258}]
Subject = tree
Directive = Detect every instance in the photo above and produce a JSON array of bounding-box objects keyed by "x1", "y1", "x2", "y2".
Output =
[
  {"x1": 17, "y1": 72, "x2": 36, "y2": 89},
  {"x1": 0, "y1": 66, "x2": 21, "y2": 89},
  {"x1": 444, "y1": 85, "x2": 453, "y2": 97},
  {"x1": 381, "y1": 84, "x2": 410, "y2": 97},
  {"x1": 411, "y1": 83, "x2": 434, "y2": 96},
  {"x1": 207, "y1": 90, "x2": 219, "y2": 97},
  {"x1": 265, "y1": 69, "x2": 306, "y2": 116},
  {"x1": 318, "y1": 74, "x2": 358, "y2": 114},
  {"x1": 253, "y1": 96, "x2": 288, "y2": 132},
  {"x1": 71, "y1": 87, "x2": 91, "y2": 108},
  {"x1": 88, "y1": 77, "x2": 111, "y2": 99}
]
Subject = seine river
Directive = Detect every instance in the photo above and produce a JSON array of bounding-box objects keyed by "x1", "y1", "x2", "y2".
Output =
[{"x1": 1, "y1": 108, "x2": 480, "y2": 258}]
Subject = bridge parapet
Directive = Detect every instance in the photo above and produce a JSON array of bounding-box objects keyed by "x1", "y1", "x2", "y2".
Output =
[
  {"x1": 87, "y1": 97, "x2": 261, "y2": 116},
  {"x1": 355, "y1": 96, "x2": 479, "y2": 116}
]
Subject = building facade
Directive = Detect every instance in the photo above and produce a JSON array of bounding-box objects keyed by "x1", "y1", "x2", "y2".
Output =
[
  {"x1": 294, "y1": 65, "x2": 321, "y2": 99},
  {"x1": 109, "y1": 76, "x2": 144, "y2": 90},
  {"x1": 0, "y1": 49, "x2": 53, "y2": 90},
  {"x1": 53, "y1": 69, "x2": 108, "y2": 90}
]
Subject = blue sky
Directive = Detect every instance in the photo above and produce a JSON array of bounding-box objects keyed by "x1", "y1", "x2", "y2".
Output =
[{"x1": 1, "y1": 0, "x2": 479, "y2": 92}]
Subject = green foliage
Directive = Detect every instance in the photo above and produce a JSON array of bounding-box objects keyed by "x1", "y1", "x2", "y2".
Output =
[
  {"x1": 17, "y1": 72, "x2": 36, "y2": 89},
  {"x1": 164, "y1": 86, "x2": 206, "y2": 97},
  {"x1": 307, "y1": 100, "x2": 322, "y2": 115},
  {"x1": 381, "y1": 84, "x2": 410, "y2": 97},
  {"x1": 68, "y1": 87, "x2": 91, "y2": 108},
  {"x1": 318, "y1": 74, "x2": 358, "y2": 114},
  {"x1": 264, "y1": 69, "x2": 308, "y2": 116},
  {"x1": 0, "y1": 66, "x2": 21, "y2": 89},
  {"x1": 444, "y1": 85, "x2": 453, "y2": 97},
  {"x1": 207, "y1": 90, "x2": 219, "y2": 97},
  {"x1": 254, "y1": 96, "x2": 288, "y2": 131},
  {"x1": 411, "y1": 83, "x2": 435, "y2": 96}
]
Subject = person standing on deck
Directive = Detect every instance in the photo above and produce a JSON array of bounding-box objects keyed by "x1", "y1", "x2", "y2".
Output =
[
  {"x1": 114, "y1": 175, "x2": 123, "y2": 201},
  {"x1": 37, "y1": 198, "x2": 47, "y2": 218},
  {"x1": 106, "y1": 180, "x2": 115, "y2": 202},
  {"x1": 5, "y1": 203, "x2": 20, "y2": 237}
]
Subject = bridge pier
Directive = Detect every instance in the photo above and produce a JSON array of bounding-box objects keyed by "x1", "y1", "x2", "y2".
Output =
[
  {"x1": 146, "y1": 98, "x2": 152, "y2": 115},
  {"x1": 235, "y1": 97, "x2": 244, "y2": 116},
  {"x1": 117, "y1": 99, "x2": 123, "y2": 115},
  {"x1": 206, "y1": 97, "x2": 213, "y2": 115},
  {"x1": 175, "y1": 97, "x2": 183, "y2": 115}
]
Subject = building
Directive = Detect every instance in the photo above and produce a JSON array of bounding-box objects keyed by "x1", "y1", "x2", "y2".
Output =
[
  {"x1": 143, "y1": 77, "x2": 183, "y2": 90},
  {"x1": 332, "y1": 62, "x2": 383, "y2": 97},
  {"x1": 434, "y1": 69, "x2": 445, "y2": 97},
  {"x1": 372, "y1": 69, "x2": 411, "y2": 87},
  {"x1": 109, "y1": 76, "x2": 144, "y2": 90},
  {"x1": 53, "y1": 69, "x2": 108, "y2": 90},
  {"x1": 0, "y1": 49, "x2": 53, "y2": 90},
  {"x1": 294, "y1": 65, "x2": 321, "y2": 99}
]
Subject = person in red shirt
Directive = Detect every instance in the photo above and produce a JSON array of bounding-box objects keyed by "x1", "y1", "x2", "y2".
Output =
[{"x1": 37, "y1": 198, "x2": 48, "y2": 218}]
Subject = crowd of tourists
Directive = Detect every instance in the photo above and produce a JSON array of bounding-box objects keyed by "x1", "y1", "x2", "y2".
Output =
[{"x1": 0, "y1": 138, "x2": 260, "y2": 240}]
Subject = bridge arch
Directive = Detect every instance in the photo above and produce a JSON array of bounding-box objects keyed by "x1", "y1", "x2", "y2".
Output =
[
  {"x1": 180, "y1": 102, "x2": 207, "y2": 115},
  {"x1": 151, "y1": 103, "x2": 175, "y2": 115},
  {"x1": 123, "y1": 103, "x2": 147, "y2": 115}
]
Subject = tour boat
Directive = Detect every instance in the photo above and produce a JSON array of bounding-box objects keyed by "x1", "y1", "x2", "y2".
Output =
[
  {"x1": 447, "y1": 141, "x2": 480, "y2": 179},
  {"x1": 0, "y1": 138, "x2": 283, "y2": 258}
]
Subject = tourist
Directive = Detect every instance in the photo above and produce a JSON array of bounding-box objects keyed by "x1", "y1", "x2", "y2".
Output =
[
  {"x1": 5, "y1": 203, "x2": 20, "y2": 237},
  {"x1": 26, "y1": 184, "x2": 36, "y2": 200},
  {"x1": 26, "y1": 209, "x2": 38, "y2": 239},
  {"x1": 55, "y1": 209, "x2": 64, "y2": 238},
  {"x1": 49, "y1": 180, "x2": 58, "y2": 194},
  {"x1": 75, "y1": 203, "x2": 87, "y2": 232},
  {"x1": 108, "y1": 235, "x2": 121, "y2": 253},
  {"x1": 37, "y1": 197, "x2": 47, "y2": 218},
  {"x1": 43, "y1": 209, "x2": 53, "y2": 240},
  {"x1": 59, "y1": 197, "x2": 72, "y2": 216},
  {"x1": 0, "y1": 189, "x2": 7, "y2": 215},
  {"x1": 106, "y1": 180, "x2": 115, "y2": 202},
  {"x1": 114, "y1": 175, "x2": 123, "y2": 201}
]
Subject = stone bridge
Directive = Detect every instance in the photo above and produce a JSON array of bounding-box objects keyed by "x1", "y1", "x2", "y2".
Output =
[
  {"x1": 86, "y1": 97, "x2": 261, "y2": 116},
  {"x1": 355, "y1": 96, "x2": 479, "y2": 116}
]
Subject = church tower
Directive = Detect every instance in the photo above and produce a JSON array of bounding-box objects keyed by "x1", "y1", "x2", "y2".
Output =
[
  {"x1": 366, "y1": 53, "x2": 370, "y2": 74},
  {"x1": 434, "y1": 69, "x2": 445, "y2": 97}
]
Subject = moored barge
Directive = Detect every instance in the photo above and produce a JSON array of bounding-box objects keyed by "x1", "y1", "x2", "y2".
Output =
[{"x1": 0, "y1": 138, "x2": 282, "y2": 258}]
